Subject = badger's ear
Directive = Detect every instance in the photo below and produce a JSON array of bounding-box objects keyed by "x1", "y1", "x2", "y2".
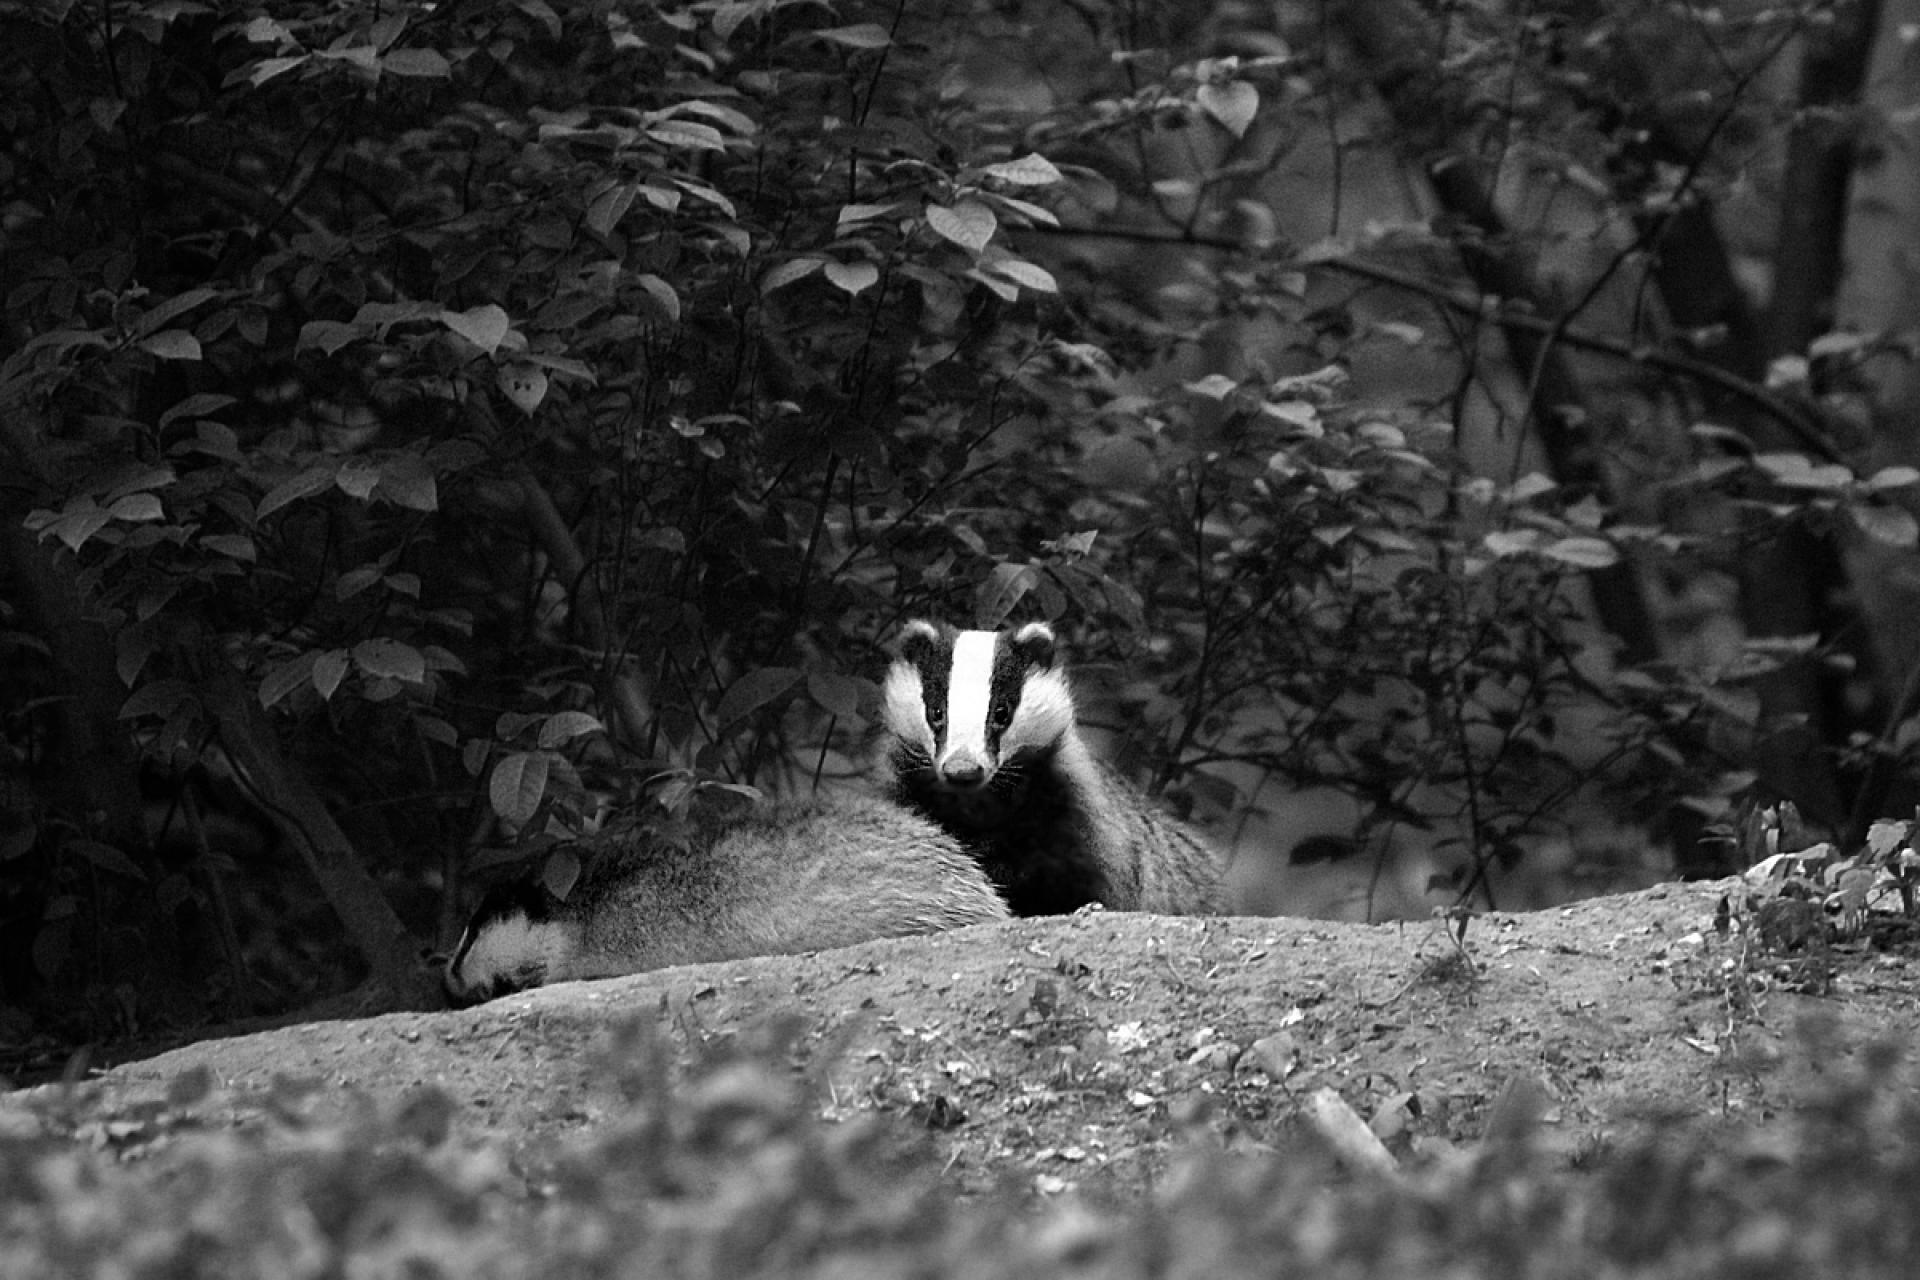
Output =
[
  {"x1": 1008, "y1": 621, "x2": 1058, "y2": 669},
  {"x1": 894, "y1": 618, "x2": 943, "y2": 664}
]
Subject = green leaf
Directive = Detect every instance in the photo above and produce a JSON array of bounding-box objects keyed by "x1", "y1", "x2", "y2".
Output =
[
  {"x1": 440, "y1": 304, "x2": 512, "y2": 356},
  {"x1": 108, "y1": 493, "x2": 164, "y2": 523},
  {"x1": 159, "y1": 393, "x2": 238, "y2": 429},
  {"x1": 119, "y1": 678, "x2": 192, "y2": 720},
  {"x1": 979, "y1": 154, "x2": 1063, "y2": 186},
  {"x1": 313, "y1": 649, "x2": 350, "y2": 700},
  {"x1": 637, "y1": 182, "x2": 682, "y2": 212},
  {"x1": 258, "y1": 652, "x2": 320, "y2": 709},
  {"x1": 837, "y1": 202, "x2": 899, "y2": 227},
  {"x1": 352, "y1": 638, "x2": 426, "y2": 683},
  {"x1": 415, "y1": 715, "x2": 460, "y2": 749},
  {"x1": 1867, "y1": 466, "x2": 1920, "y2": 491},
  {"x1": 381, "y1": 47, "x2": 450, "y2": 78},
  {"x1": 137, "y1": 330, "x2": 202, "y2": 361},
  {"x1": 669, "y1": 100, "x2": 758, "y2": 137},
  {"x1": 47, "y1": 500, "x2": 112, "y2": 553},
  {"x1": 200, "y1": 534, "x2": 257, "y2": 562},
  {"x1": 541, "y1": 846, "x2": 581, "y2": 900},
  {"x1": 316, "y1": 45, "x2": 380, "y2": 75},
  {"x1": 645, "y1": 119, "x2": 726, "y2": 151},
  {"x1": 818, "y1": 23, "x2": 891, "y2": 48},
  {"x1": 1483, "y1": 529, "x2": 1542, "y2": 557},
  {"x1": 369, "y1": 12, "x2": 408, "y2": 50},
  {"x1": 636, "y1": 274, "x2": 681, "y2": 323},
  {"x1": 975, "y1": 562, "x2": 1037, "y2": 628},
  {"x1": 982, "y1": 257, "x2": 1057, "y2": 293},
  {"x1": 586, "y1": 182, "x2": 638, "y2": 237},
  {"x1": 1507, "y1": 473, "x2": 1558, "y2": 503},
  {"x1": 1851, "y1": 502, "x2": 1919, "y2": 548},
  {"x1": 926, "y1": 200, "x2": 997, "y2": 253},
  {"x1": 116, "y1": 628, "x2": 157, "y2": 687},
  {"x1": 671, "y1": 176, "x2": 736, "y2": 217},
  {"x1": 241, "y1": 16, "x2": 296, "y2": 44},
  {"x1": 67, "y1": 839, "x2": 147, "y2": 882},
  {"x1": 537, "y1": 711, "x2": 605, "y2": 749},
  {"x1": 337, "y1": 566, "x2": 384, "y2": 600},
  {"x1": 1755, "y1": 452, "x2": 1853, "y2": 491},
  {"x1": 983, "y1": 192, "x2": 1059, "y2": 227},
  {"x1": 716, "y1": 667, "x2": 802, "y2": 727},
  {"x1": 498, "y1": 363, "x2": 550, "y2": 414},
  {"x1": 244, "y1": 55, "x2": 308, "y2": 86},
  {"x1": 515, "y1": 0, "x2": 563, "y2": 39},
  {"x1": 807, "y1": 670, "x2": 866, "y2": 720},
  {"x1": 824, "y1": 260, "x2": 880, "y2": 295},
  {"x1": 762, "y1": 257, "x2": 824, "y2": 293},
  {"x1": 259, "y1": 465, "x2": 337, "y2": 519},
  {"x1": 1867, "y1": 819, "x2": 1911, "y2": 858},
  {"x1": 336, "y1": 457, "x2": 381, "y2": 500},
  {"x1": 489, "y1": 751, "x2": 551, "y2": 826},
  {"x1": 133, "y1": 288, "x2": 218, "y2": 336},
  {"x1": 1184, "y1": 374, "x2": 1239, "y2": 400},
  {"x1": 1541, "y1": 536, "x2": 1620, "y2": 569},
  {"x1": 711, "y1": 1, "x2": 767, "y2": 40},
  {"x1": 352, "y1": 300, "x2": 441, "y2": 335},
  {"x1": 104, "y1": 465, "x2": 176, "y2": 502},
  {"x1": 296, "y1": 320, "x2": 362, "y2": 356},
  {"x1": 1197, "y1": 80, "x2": 1260, "y2": 137},
  {"x1": 376, "y1": 453, "x2": 439, "y2": 512},
  {"x1": 0, "y1": 824, "x2": 36, "y2": 862}
]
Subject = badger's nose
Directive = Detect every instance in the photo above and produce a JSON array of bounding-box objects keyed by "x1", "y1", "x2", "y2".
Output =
[{"x1": 939, "y1": 758, "x2": 988, "y2": 789}]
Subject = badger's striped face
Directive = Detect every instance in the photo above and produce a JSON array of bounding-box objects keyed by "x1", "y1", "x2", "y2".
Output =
[
  {"x1": 882, "y1": 620, "x2": 1075, "y2": 806},
  {"x1": 443, "y1": 882, "x2": 564, "y2": 1006}
]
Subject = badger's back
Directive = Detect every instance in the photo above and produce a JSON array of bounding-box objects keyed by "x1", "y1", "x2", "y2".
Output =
[
  {"x1": 445, "y1": 794, "x2": 1007, "y2": 1003},
  {"x1": 582, "y1": 794, "x2": 1007, "y2": 969},
  {"x1": 879, "y1": 618, "x2": 1227, "y2": 916}
]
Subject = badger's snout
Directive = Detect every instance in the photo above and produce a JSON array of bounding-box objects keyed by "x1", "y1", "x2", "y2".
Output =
[{"x1": 936, "y1": 752, "x2": 991, "y2": 789}]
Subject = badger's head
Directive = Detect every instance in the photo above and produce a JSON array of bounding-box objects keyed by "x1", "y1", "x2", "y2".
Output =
[
  {"x1": 442, "y1": 880, "x2": 572, "y2": 1006},
  {"x1": 881, "y1": 619, "x2": 1076, "y2": 822}
]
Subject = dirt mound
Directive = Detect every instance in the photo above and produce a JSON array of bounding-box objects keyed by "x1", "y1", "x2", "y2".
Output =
[{"x1": 31, "y1": 876, "x2": 1913, "y2": 1196}]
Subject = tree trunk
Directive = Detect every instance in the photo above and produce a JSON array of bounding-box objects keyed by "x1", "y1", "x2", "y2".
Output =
[
  {"x1": 200, "y1": 661, "x2": 441, "y2": 1010},
  {"x1": 1837, "y1": 0, "x2": 1920, "y2": 836}
]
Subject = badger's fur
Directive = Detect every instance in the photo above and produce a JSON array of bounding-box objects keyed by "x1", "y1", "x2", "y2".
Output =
[
  {"x1": 444, "y1": 794, "x2": 1008, "y2": 1004},
  {"x1": 878, "y1": 619, "x2": 1228, "y2": 917}
]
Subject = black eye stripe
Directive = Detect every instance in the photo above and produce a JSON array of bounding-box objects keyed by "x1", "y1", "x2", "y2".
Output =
[
  {"x1": 987, "y1": 635, "x2": 1029, "y2": 744},
  {"x1": 907, "y1": 628, "x2": 954, "y2": 741}
]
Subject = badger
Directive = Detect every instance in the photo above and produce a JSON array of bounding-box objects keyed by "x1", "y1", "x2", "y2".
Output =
[
  {"x1": 443, "y1": 794, "x2": 1008, "y2": 1004},
  {"x1": 877, "y1": 618, "x2": 1228, "y2": 917}
]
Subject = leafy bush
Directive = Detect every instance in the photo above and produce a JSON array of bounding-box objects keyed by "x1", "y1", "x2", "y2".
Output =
[
  {"x1": 3, "y1": 0, "x2": 1914, "y2": 1040},
  {"x1": 4, "y1": 1020, "x2": 1920, "y2": 1277}
]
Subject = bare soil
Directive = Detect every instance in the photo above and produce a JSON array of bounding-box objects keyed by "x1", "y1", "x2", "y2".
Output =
[{"x1": 16, "y1": 875, "x2": 1918, "y2": 1197}]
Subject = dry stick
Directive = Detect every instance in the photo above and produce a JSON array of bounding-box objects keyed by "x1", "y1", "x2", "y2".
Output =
[{"x1": 1308, "y1": 1087, "x2": 1401, "y2": 1180}]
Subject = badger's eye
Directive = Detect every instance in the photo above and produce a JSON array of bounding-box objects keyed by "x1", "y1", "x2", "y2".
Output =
[
  {"x1": 926, "y1": 704, "x2": 946, "y2": 731},
  {"x1": 988, "y1": 700, "x2": 1013, "y2": 731}
]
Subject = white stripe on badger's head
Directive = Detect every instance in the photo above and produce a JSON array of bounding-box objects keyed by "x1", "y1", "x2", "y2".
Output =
[
  {"x1": 883, "y1": 619, "x2": 1076, "y2": 792},
  {"x1": 940, "y1": 629, "x2": 1000, "y2": 781}
]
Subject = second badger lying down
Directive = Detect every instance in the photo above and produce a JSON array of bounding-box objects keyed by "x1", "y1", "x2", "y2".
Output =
[{"x1": 444, "y1": 794, "x2": 1009, "y2": 1005}]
